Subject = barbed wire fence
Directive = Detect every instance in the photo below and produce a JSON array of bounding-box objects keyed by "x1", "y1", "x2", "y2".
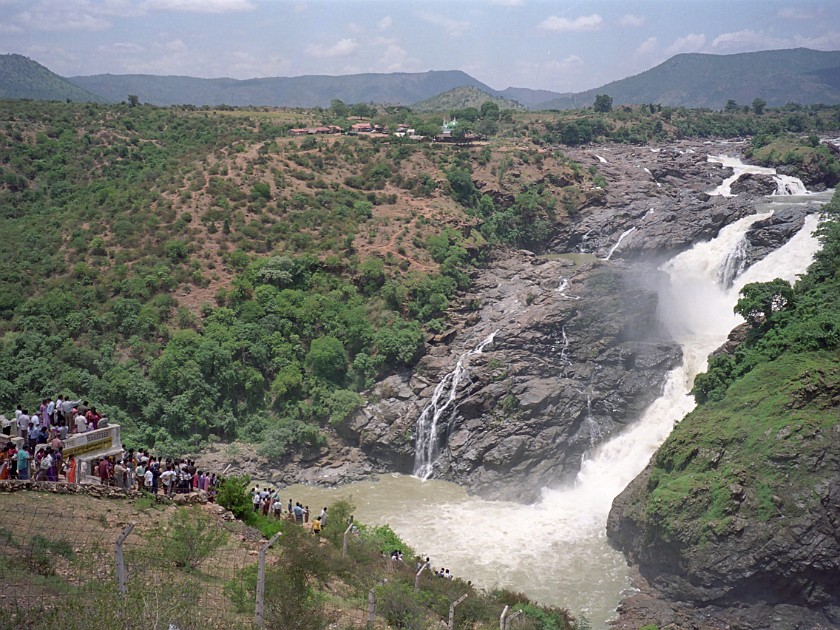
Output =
[
  {"x1": 0, "y1": 504, "x2": 254, "y2": 629},
  {"x1": 0, "y1": 499, "x2": 536, "y2": 630}
]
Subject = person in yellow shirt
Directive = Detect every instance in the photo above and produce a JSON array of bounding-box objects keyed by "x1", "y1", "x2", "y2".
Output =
[{"x1": 312, "y1": 516, "x2": 322, "y2": 536}]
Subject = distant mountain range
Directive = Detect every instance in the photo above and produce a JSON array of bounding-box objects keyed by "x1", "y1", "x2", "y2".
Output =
[{"x1": 2, "y1": 48, "x2": 840, "y2": 110}]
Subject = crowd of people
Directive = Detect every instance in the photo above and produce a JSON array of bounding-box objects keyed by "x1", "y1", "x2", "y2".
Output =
[
  {"x1": 0, "y1": 399, "x2": 221, "y2": 499},
  {"x1": 249, "y1": 486, "x2": 331, "y2": 534}
]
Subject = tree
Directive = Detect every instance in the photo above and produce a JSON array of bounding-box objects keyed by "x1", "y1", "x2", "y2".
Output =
[
  {"x1": 593, "y1": 94, "x2": 613, "y2": 113},
  {"x1": 127, "y1": 94, "x2": 139, "y2": 108},
  {"x1": 305, "y1": 336, "x2": 348, "y2": 384},
  {"x1": 480, "y1": 100, "x2": 500, "y2": 120},
  {"x1": 735, "y1": 279, "x2": 795, "y2": 327},
  {"x1": 330, "y1": 98, "x2": 348, "y2": 118},
  {"x1": 724, "y1": 99, "x2": 740, "y2": 113}
]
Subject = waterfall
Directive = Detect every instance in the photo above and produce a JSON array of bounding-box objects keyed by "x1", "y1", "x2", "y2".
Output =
[
  {"x1": 560, "y1": 326, "x2": 571, "y2": 366},
  {"x1": 602, "y1": 227, "x2": 637, "y2": 261},
  {"x1": 708, "y1": 154, "x2": 810, "y2": 197},
  {"x1": 772, "y1": 174, "x2": 809, "y2": 196},
  {"x1": 413, "y1": 331, "x2": 498, "y2": 480},
  {"x1": 715, "y1": 234, "x2": 749, "y2": 288},
  {"x1": 290, "y1": 212, "x2": 824, "y2": 628},
  {"x1": 583, "y1": 395, "x2": 602, "y2": 447}
]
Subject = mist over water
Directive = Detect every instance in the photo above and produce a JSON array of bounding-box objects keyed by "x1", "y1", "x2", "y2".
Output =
[{"x1": 285, "y1": 210, "x2": 823, "y2": 628}]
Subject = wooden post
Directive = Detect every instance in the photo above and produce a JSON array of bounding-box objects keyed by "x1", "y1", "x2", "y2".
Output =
[
  {"x1": 255, "y1": 532, "x2": 281, "y2": 629},
  {"x1": 499, "y1": 604, "x2": 509, "y2": 630},
  {"x1": 367, "y1": 588, "x2": 375, "y2": 628},
  {"x1": 343, "y1": 522, "x2": 354, "y2": 557},
  {"x1": 505, "y1": 610, "x2": 522, "y2": 629},
  {"x1": 114, "y1": 522, "x2": 136, "y2": 594},
  {"x1": 414, "y1": 561, "x2": 429, "y2": 591},
  {"x1": 448, "y1": 593, "x2": 468, "y2": 629}
]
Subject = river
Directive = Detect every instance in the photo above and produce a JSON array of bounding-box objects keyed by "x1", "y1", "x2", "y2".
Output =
[{"x1": 284, "y1": 188, "x2": 829, "y2": 628}]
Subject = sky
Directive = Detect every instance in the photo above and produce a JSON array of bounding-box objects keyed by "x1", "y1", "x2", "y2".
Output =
[{"x1": 1, "y1": 0, "x2": 839, "y2": 93}]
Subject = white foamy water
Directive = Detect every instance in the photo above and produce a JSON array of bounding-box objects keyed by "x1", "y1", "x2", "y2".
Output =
[
  {"x1": 284, "y1": 212, "x2": 822, "y2": 628},
  {"x1": 708, "y1": 154, "x2": 810, "y2": 197}
]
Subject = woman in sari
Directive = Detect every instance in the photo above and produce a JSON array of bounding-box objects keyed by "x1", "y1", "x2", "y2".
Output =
[
  {"x1": 66, "y1": 454, "x2": 77, "y2": 483},
  {"x1": 0, "y1": 444, "x2": 10, "y2": 480}
]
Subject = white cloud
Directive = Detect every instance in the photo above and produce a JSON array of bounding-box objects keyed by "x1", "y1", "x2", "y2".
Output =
[
  {"x1": 548, "y1": 54, "x2": 584, "y2": 71},
  {"x1": 620, "y1": 14, "x2": 645, "y2": 28},
  {"x1": 490, "y1": 0, "x2": 524, "y2": 6},
  {"x1": 306, "y1": 38, "x2": 359, "y2": 59},
  {"x1": 793, "y1": 31, "x2": 840, "y2": 49},
  {"x1": 711, "y1": 29, "x2": 786, "y2": 52},
  {"x1": 0, "y1": 23, "x2": 23, "y2": 33},
  {"x1": 538, "y1": 14, "x2": 602, "y2": 33},
  {"x1": 143, "y1": 0, "x2": 255, "y2": 13},
  {"x1": 665, "y1": 33, "x2": 706, "y2": 56},
  {"x1": 377, "y1": 15, "x2": 392, "y2": 30},
  {"x1": 635, "y1": 36, "x2": 657, "y2": 56},
  {"x1": 415, "y1": 11, "x2": 469, "y2": 37}
]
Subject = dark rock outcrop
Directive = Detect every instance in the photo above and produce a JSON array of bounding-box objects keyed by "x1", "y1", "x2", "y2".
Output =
[
  {"x1": 743, "y1": 205, "x2": 809, "y2": 268},
  {"x1": 607, "y1": 373, "x2": 840, "y2": 628},
  {"x1": 345, "y1": 251, "x2": 682, "y2": 501}
]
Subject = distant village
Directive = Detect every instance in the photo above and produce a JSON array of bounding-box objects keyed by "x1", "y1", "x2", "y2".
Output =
[{"x1": 289, "y1": 118, "x2": 480, "y2": 144}]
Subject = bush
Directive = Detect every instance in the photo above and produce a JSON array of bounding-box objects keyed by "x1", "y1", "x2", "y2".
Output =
[{"x1": 155, "y1": 506, "x2": 228, "y2": 570}]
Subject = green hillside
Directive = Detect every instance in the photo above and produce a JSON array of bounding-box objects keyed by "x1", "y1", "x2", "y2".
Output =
[
  {"x1": 0, "y1": 54, "x2": 102, "y2": 102},
  {"x1": 411, "y1": 86, "x2": 524, "y2": 112}
]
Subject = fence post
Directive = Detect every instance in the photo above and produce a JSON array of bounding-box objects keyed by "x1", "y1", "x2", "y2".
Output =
[
  {"x1": 342, "y1": 522, "x2": 354, "y2": 557},
  {"x1": 114, "y1": 522, "x2": 136, "y2": 594},
  {"x1": 505, "y1": 610, "x2": 522, "y2": 629},
  {"x1": 448, "y1": 593, "x2": 468, "y2": 629},
  {"x1": 500, "y1": 604, "x2": 509, "y2": 630},
  {"x1": 367, "y1": 587, "x2": 375, "y2": 628},
  {"x1": 255, "y1": 532, "x2": 282, "y2": 629},
  {"x1": 414, "y1": 561, "x2": 429, "y2": 591}
]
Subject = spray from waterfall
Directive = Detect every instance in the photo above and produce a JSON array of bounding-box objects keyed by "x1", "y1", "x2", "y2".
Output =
[{"x1": 413, "y1": 331, "x2": 498, "y2": 480}]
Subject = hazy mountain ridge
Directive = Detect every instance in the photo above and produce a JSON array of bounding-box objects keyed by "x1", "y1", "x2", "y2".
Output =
[
  {"x1": 67, "y1": 69, "x2": 497, "y2": 107},
  {"x1": 2, "y1": 48, "x2": 840, "y2": 109},
  {"x1": 0, "y1": 54, "x2": 102, "y2": 102},
  {"x1": 535, "y1": 48, "x2": 840, "y2": 110}
]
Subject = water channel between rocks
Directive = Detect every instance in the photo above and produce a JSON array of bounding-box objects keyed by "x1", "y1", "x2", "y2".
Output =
[{"x1": 284, "y1": 192, "x2": 827, "y2": 629}]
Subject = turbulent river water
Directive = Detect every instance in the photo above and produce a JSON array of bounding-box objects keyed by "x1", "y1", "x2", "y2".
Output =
[{"x1": 285, "y1": 189, "x2": 829, "y2": 628}]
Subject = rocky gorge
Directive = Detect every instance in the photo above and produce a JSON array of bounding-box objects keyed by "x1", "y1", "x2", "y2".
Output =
[
  {"x1": 205, "y1": 138, "x2": 836, "y2": 628},
  {"x1": 342, "y1": 140, "x2": 820, "y2": 498}
]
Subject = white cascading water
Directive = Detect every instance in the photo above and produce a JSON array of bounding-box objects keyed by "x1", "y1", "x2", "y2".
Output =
[
  {"x1": 413, "y1": 331, "x2": 498, "y2": 480},
  {"x1": 708, "y1": 154, "x2": 810, "y2": 197},
  {"x1": 602, "y1": 227, "x2": 637, "y2": 260},
  {"x1": 383, "y1": 210, "x2": 823, "y2": 627}
]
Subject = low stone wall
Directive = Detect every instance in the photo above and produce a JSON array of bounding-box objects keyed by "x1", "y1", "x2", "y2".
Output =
[{"x1": 0, "y1": 480, "x2": 209, "y2": 504}]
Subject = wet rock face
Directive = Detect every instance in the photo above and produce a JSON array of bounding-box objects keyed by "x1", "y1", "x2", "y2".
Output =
[
  {"x1": 549, "y1": 143, "x2": 764, "y2": 261},
  {"x1": 743, "y1": 205, "x2": 808, "y2": 267},
  {"x1": 345, "y1": 252, "x2": 682, "y2": 501}
]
